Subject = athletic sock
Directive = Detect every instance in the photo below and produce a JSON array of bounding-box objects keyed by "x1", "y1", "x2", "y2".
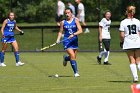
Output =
[
  {"x1": 0, "y1": 52, "x2": 5, "y2": 63},
  {"x1": 104, "y1": 51, "x2": 110, "y2": 62},
  {"x1": 14, "y1": 52, "x2": 20, "y2": 63},
  {"x1": 65, "y1": 56, "x2": 70, "y2": 61},
  {"x1": 70, "y1": 60, "x2": 78, "y2": 74},
  {"x1": 130, "y1": 64, "x2": 138, "y2": 79},
  {"x1": 99, "y1": 48, "x2": 106, "y2": 58}
]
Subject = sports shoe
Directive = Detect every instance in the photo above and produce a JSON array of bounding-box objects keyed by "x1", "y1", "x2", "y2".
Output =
[
  {"x1": 133, "y1": 77, "x2": 139, "y2": 83},
  {"x1": 131, "y1": 84, "x2": 140, "y2": 93},
  {"x1": 84, "y1": 29, "x2": 90, "y2": 33},
  {"x1": 104, "y1": 61, "x2": 111, "y2": 65},
  {"x1": 0, "y1": 63, "x2": 6, "y2": 67},
  {"x1": 74, "y1": 73, "x2": 80, "y2": 77},
  {"x1": 97, "y1": 56, "x2": 101, "y2": 64},
  {"x1": 16, "y1": 62, "x2": 24, "y2": 66},
  {"x1": 63, "y1": 55, "x2": 68, "y2": 66}
]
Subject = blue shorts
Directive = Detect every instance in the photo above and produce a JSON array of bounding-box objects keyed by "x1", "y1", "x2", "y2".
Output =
[
  {"x1": 63, "y1": 36, "x2": 78, "y2": 50},
  {"x1": 1, "y1": 36, "x2": 16, "y2": 43}
]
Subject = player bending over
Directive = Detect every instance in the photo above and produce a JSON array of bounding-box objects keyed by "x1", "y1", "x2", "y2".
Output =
[
  {"x1": 56, "y1": 8, "x2": 83, "y2": 77},
  {"x1": 119, "y1": 6, "x2": 140, "y2": 82},
  {"x1": 97, "y1": 11, "x2": 112, "y2": 65},
  {"x1": 0, "y1": 12, "x2": 24, "y2": 67}
]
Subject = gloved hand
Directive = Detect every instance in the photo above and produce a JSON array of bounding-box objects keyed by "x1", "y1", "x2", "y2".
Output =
[{"x1": 20, "y1": 30, "x2": 24, "y2": 35}]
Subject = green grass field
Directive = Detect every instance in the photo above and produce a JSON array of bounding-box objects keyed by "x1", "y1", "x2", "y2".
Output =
[{"x1": 0, "y1": 52, "x2": 135, "y2": 93}]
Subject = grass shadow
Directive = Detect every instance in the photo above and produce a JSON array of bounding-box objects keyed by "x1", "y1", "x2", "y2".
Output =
[{"x1": 108, "y1": 80, "x2": 132, "y2": 83}]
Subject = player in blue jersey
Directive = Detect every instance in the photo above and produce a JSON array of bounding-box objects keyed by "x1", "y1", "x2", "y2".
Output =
[
  {"x1": 0, "y1": 12, "x2": 24, "y2": 67},
  {"x1": 56, "y1": 8, "x2": 83, "y2": 77}
]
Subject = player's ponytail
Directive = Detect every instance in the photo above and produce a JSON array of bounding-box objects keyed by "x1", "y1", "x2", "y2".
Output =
[{"x1": 126, "y1": 6, "x2": 136, "y2": 16}]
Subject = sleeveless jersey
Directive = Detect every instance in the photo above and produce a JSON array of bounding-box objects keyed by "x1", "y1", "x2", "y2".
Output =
[
  {"x1": 4, "y1": 19, "x2": 16, "y2": 36},
  {"x1": 63, "y1": 18, "x2": 77, "y2": 37}
]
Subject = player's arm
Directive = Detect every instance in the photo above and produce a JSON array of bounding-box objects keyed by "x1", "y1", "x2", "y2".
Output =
[
  {"x1": 99, "y1": 26, "x2": 103, "y2": 48},
  {"x1": 15, "y1": 23, "x2": 24, "y2": 35},
  {"x1": 119, "y1": 22, "x2": 125, "y2": 48},
  {"x1": 1, "y1": 19, "x2": 7, "y2": 37},
  {"x1": 74, "y1": 19, "x2": 83, "y2": 35},
  {"x1": 119, "y1": 31, "x2": 125, "y2": 48},
  {"x1": 77, "y1": 9, "x2": 82, "y2": 18},
  {"x1": 56, "y1": 21, "x2": 64, "y2": 43},
  {"x1": 120, "y1": 31, "x2": 125, "y2": 42}
]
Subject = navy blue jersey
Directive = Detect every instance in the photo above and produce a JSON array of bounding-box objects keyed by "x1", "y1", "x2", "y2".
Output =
[
  {"x1": 63, "y1": 18, "x2": 77, "y2": 37},
  {"x1": 4, "y1": 19, "x2": 16, "y2": 36}
]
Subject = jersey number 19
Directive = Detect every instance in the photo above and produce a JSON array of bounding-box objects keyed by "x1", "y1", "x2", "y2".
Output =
[{"x1": 127, "y1": 24, "x2": 137, "y2": 35}]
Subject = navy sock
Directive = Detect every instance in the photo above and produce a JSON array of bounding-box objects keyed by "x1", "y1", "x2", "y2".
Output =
[
  {"x1": 70, "y1": 60, "x2": 78, "y2": 74},
  {"x1": 14, "y1": 52, "x2": 20, "y2": 63},
  {"x1": 65, "y1": 56, "x2": 70, "y2": 61},
  {"x1": 1, "y1": 52, "x2": 5, "y2": 63}
]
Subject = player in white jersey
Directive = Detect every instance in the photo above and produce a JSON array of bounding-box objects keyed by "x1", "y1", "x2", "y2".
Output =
[
  {"x1": 56, "y1": 0, "x2": 65, "y2": 26},
  {"x1": 97, "y1": 11, "x2": 112, "y2": 65},
  {"x1": 75, "y1": 0, "x2": 90, "y2": 33},
  {"x1": 119, "y1": 6, "x2": 140, "y2": 82}
]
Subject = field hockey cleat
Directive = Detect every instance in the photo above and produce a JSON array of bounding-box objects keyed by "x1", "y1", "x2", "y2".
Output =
[
  {"x1": 97, "y1": 56, "x2": 101, "y2": 64},
  {"x1": 0, "y1": 63, "x2": 6, "y2": 67},
  {"x1": 84, "y1": 29, "x2": 90, "y2": 33},
  {"x1": 63, "y1": 55, "x2": 68, "y2": 66},
  {"x1": 104, "y1": 61, "x2": 112, "y2": 65},
  {"x1": 16, "y1": 62, "x2": 24, "y2": 66},
  {"x1": 74, "y1": 73, "x2": 80, "y2": 77},
  {"x1": 133, "y1": 77, "x2": 139, "y2": 83},
  {"x1": 131, "y1": 84, "x2": 140, "y2": 93}
]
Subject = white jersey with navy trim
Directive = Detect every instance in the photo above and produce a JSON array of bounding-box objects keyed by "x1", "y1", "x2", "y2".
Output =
[
  {"x1": 99, "y1": 18, "x2": 111, "y2": 39},
  {"x1": 119, "y1": 18, "x2": 140, "y2": 49}
]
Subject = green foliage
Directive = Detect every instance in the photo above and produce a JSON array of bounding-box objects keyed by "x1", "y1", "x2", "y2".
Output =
[{"x1": 0, "y1": 0, "x2": 140, "y2": 23}]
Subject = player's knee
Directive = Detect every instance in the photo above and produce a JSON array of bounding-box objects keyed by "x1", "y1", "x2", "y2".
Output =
[{"x1": 70, "y1": 55, "x2": 76, "y2": 60}]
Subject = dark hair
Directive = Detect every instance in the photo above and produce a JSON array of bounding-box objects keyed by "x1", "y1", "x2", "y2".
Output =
[
  {"x1": 65, "y1": 8, "x2": 73, "y2": 13},
  {"x1": 7, "y1": 12, "x2": 16, "y2": 18},
  {"x1": 103, "y1": 10, "x2": 111, "y2": 17}
]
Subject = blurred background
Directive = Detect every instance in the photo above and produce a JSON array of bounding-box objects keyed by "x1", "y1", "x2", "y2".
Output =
[{"x1": 0, "y1": 0, "x2": 139, "y2": 52}]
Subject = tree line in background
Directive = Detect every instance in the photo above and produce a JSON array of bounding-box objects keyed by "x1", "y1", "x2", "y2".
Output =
[{"x1": 0, "y1": 0, "x2": 139, "y2": 23}]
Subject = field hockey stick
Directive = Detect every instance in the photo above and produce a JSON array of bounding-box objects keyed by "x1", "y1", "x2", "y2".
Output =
[{"x1": 36, "y1": 38, "x2": 69, "y2": 51}]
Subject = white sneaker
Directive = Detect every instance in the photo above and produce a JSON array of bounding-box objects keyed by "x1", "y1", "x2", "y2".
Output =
[
  {"x1": 134, "y1": 77, "x2": 139, "y2": 82},
  {"x1": 84, "y1": 28, "x2": 90, "y2": 33},
  {"x1": 74, "y1": 73, "x2": 80, "y2": 77},
  {"x1": 16, "y1": 62, "x2": 24, "y2": 66},
  {"x1": 0, "y1": 63, "x2": 6, "y2": 67}
]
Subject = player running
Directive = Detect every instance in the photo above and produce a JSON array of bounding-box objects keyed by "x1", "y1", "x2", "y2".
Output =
[
  {"x1": 0, "y1": 12, "x2": 24, "y2": 67},
  {"x1": 119, "y1": 6, "x2": 140, "y2": 82},
  {"x1": 97, "y1": 11, "x2": 112, "y2": 65},
  {"x1": 56, "y1": 8, "x2": 83, "y2": 77}
]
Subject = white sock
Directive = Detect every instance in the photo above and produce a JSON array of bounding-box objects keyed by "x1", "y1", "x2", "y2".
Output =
[
  {"x1": 137, "y1": 62, "x2": 140, "y2": 71},
  {"x1": 99, "y1": 49, "x2": 106, "y2": 58},
  {"x1": 104, "y1": 51, "x2": 110, "y2": 62},
  {"x1": 130, "y1": 64, "x2": 138, "y2": 79}
]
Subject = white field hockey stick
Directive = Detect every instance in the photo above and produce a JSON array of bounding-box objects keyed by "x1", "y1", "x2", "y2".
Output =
[{"x1": 37, "y1": 38, "x2": 69, "y2": 51}]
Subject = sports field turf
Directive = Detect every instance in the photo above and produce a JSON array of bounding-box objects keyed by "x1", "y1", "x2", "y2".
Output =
[{"x1": 0, "y1": 52, "x2": 135, "y2": 93}]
